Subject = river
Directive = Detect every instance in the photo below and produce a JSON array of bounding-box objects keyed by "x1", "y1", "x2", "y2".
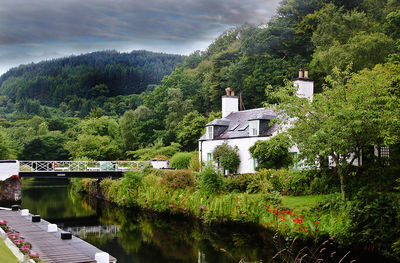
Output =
[
  {"x1": 9, "y1": 178, "x2": 395, "y2": 263},
  {"x1": 19, "y1": 178, "x2": 278, "y2": 263}
]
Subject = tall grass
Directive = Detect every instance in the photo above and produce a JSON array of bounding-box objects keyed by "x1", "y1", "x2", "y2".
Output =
[{"x1": 77, "y1": 173, "x2": 321, "y2": 238}]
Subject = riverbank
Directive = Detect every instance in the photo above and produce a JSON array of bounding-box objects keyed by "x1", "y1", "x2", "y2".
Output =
[
  {"x1": 72, "y1": 173, "x2": 317, "y2": 238},
  {"x1": 70, "y1": 168, "x2": 400, "y2": 262}
]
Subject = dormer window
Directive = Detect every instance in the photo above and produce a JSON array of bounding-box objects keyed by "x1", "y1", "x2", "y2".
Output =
[
  {"x1": 249, "y1": 120, "x2": 259, "y2": 136},
  {"x1": 206, "y1": 126, "x2": 214, "y2": 140}
]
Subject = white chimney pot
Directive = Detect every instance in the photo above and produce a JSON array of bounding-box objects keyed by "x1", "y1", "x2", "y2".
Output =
[
  {"x1": 222, "y1": 95, "x2": 238, "y2": 118},
  {"x1": 294, "y1": 79, "x2": 314, "y2": 101}
]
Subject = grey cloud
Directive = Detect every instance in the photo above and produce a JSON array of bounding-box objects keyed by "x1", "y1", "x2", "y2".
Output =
[
  {"x1": 0, "y1": 0, "x2": 280, "y2": 45},
  {"x1": 0, "y1": 0, "x2": 280, "y2": 74}
]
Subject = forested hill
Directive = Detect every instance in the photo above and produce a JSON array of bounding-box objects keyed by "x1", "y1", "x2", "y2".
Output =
[
  {"x1": 0, "y1": 50, "x2": 183, "y2": 107},
  {"x1": 0, "y1": 0, "x2": 399, "y2": 161}
]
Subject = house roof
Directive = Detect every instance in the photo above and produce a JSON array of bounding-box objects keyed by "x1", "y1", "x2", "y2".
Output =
[
  {"x1": 200, "y1": 108, "x2": 279, "y2": 141},
  {"x1": 206, "y1": 118, "x2": 231, "y2": 126}
]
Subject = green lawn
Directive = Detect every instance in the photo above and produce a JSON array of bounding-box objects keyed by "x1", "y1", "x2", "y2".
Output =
[
  {"x1": 281, "y1": 194, "x2": 328, "y2": 214},
  {"x1": 0, "y1": 239, "x2": 20, "y2": 263}
]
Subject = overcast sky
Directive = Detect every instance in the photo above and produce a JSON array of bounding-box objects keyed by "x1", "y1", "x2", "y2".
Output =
[{"x1": 0, "y1": 0, "x2": 281, "y2": 75}]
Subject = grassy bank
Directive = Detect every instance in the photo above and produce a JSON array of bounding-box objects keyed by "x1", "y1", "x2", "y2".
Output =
[
  {"x1": 70, "y1": 167, "x2": 400, "y2": 261},
  {"x1": 72, "y1": 169, "x2": 328, "y2": 239},
  {"x1": 0, "y1": 239, "x2": 20, "y2": 263}
]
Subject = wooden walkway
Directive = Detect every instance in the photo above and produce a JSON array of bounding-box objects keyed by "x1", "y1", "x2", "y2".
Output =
[{"x1": 0, "y1": 209, "x2": 117, "y2": 263}]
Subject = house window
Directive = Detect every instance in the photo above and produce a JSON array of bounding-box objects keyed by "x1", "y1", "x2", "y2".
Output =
[
  {"x1": 207, "y1": 153, "x2": 212, "y2": 162},
  {"x1": 253, "y1": 158, "x2": 258, "y2": 170},
  {"x1": 380, "y1": 146, "x2": 390, "y2": 158},
  {"x1": 206, "y1": 126, "x2": 214, "y2": 140},
  {"x1": 249, "y1": 120, "x2": 259, "y2": 136},
  {"x1": 291, "y1": 152, "x2": 298, "y2": 170}
]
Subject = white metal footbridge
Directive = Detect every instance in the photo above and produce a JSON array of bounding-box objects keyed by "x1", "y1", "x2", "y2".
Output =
[{"x1": 0, "y1": 160, "x2": 150, "y2": 179}]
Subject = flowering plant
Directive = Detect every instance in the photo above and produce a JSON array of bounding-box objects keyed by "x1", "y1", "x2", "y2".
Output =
[
  {"x1": 0, "y1": 220, "x2": 42, "y2": 262},
  {"x1": 29, "y1": 252, "x2": 40, "y2": 263}
]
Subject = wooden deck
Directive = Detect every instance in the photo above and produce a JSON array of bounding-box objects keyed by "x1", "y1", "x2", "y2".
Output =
[{"x1": 0, "y1": 209, "x2": 117, "y2": 263}]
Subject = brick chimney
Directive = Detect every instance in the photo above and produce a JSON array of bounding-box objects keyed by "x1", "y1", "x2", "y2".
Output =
[{"x1": 222, "y1": 88, "x2": 238, "y2": 118}]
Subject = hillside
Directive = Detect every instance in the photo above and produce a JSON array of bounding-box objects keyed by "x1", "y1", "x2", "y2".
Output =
[
  {"x1": 0, "y1": 50, "x2": 183, "y2": 116},
  {"x1": 0, "y1": 0, "x2": 399, "y2": 159}
]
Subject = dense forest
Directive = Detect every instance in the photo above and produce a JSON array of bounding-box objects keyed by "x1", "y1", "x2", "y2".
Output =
[
  {"x1": 0, "y1": 0, "x2": 399, "y2": 161},
  {"x1": 0, "y1": 50, "x2": 183, "y2": 117}
]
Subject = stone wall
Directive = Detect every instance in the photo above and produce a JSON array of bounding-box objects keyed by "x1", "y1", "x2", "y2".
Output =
[{"x1": 0, "y1": 176, "x2": 21, "y2": 201}]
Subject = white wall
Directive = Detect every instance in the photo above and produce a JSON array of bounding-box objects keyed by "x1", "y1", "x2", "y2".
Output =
[
  {"x1": 0, "y1": 161, "x2": 19, "y2": 181},
  {"x1": 150, "y1": 160, "x2": 169, "y2": 169},
  {"x1": 200, "y1": 136, "x2": 299, "y2": 174}
]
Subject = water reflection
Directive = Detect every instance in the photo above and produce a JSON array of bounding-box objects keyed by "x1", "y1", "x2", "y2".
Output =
[{"x1": 20, "y1": 179, "x2": 276, "y2": 263}]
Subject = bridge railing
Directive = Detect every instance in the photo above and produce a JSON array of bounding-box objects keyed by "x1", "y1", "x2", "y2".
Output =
[{"x1": 19, "y1": 161, "x2": 149, "y2": 172}]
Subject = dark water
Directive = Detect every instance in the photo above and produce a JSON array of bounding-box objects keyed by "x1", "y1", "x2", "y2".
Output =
[
  {"x1": 19, "y1": 178, "x2": 277, "y2": 263},
  {"x1": 13, "y1": 178, "x2": 396, "y2": 263}
]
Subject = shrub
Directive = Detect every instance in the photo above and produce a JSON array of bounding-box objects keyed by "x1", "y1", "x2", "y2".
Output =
[
  {"x1": 264, "y1": 191, "x2": 282, "y2": 206},
  {"x1": 259, "y1": 169, "x2": 311, "y2": 195},
  {"x1": 346, "y1": 189, "x2": 400, "y2": 253},
  {"x1": 153, "y1": 155, "x2": 169, "y2": 160},
  {"x1": 117, "y1": 171, "x2": 144, "y2": 205},
  {"x1": 99, "y1": 177, "x2": 113, "y2": 197},
  {"x1": 144, "y1": 174, "x2": 161, "y2": 187},
  {"x1": 220, "y1": 151, "x2": 240, "y2": 173},
  {"x1": 100, "y1": 178, "x2": 123, "y2": 201},
  {"x1": 225, "y1": 174, "x2": 252, "y2": 192},
  {"x1": 321, "y1": 189, "x2": 400, "y2": 257},
  {"x1": 123, "y1": 170, "x2": 144, "y2": 190},
  {"x1": 224, "y1": 173, "x2": 272, "y2": 194},
  {"x1": 160, "y1": 169, "x2": 196, "y2": 189},
  {"x1": 344, "y1": 166, "x2": 400, "y2": 197},
  {"x1": 71, "y1": 178, "x2": 84, "y2": 192},
  {"x1": 80, "y1": 178, "x2": 98, "y2": 195},
  {"x1": 188, "y1": 151, "x2": 201, "y2": 172},
  {"x1": 259, "y1": 169, "x2": 286, "y2": 193},
  {"x1": 249, "y1": 134, "x2": 293, "y2": 170},
  {"x1": 212, "y1": 143, "x2": 240, "y2": 173},
  {"x1": 170, "y1": 152, "x2": 193, "y2": 169},
  {"x1": 148, "y1": 168, "x2": 169, "y2": 177},
  {"x1": 309, "y1": 169, "x2": 340, "y2": 194},
  {"x1": 199, "y1": 164, "x2": 224, "y2": 194}
]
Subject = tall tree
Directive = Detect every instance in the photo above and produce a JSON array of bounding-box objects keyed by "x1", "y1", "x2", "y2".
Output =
[
  {"x1": 272, "y1": 63, "x2": 400, "y2": 198},
  {"x1": 120, "y1": 106, "x2": 160, "y2": 152},
  {"x1": 176, "y1": 111, "x2": 207, "y2": 151}
]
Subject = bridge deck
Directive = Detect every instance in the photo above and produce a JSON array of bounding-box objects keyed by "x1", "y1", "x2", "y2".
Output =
[
  {"x1": 0, "y1": 209, "x2": 117, "y2": 263},
  {"x1": 17, "y1": 160, "x2": 149, "y2": 178},
  {"x1": 19, "y1": 171, "x2": 124, "y2": 178}
]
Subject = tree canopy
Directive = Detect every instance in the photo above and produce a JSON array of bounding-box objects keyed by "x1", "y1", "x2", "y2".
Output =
[
  {"x1": 271, "y1": 63, "x2": 400, "y2": 198},
  {"x1": 0, "y1": 0, "x2": 399, "y2": 163},
  {"x1": 249, "y1": 133, "x2": 293, "y2": 170}
]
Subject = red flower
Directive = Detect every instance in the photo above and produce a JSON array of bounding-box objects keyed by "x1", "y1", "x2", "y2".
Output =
[{"x1": 292, "y1": 217, "x2": 303, "y2": 224}]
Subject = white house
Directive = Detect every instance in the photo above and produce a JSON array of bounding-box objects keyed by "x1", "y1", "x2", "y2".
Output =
[{"x1": 198, "y1": 70, "x2": 313, "y2": 174}]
